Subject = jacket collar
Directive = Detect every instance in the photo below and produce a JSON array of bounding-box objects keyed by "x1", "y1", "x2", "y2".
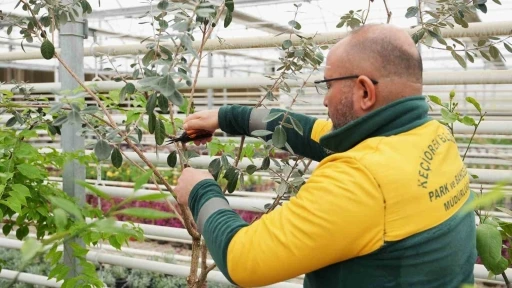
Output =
[{"x1": 319, "y1": 95, "x2": 432, "y2": 153}]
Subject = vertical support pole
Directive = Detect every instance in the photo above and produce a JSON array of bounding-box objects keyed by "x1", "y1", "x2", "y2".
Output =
[
  {"x1": 222, "y1": 55, "x2": 227, "y2": 106},
  {"x1": 59, "y1": 2, "x2": 86, "y2": 278},
  {"x1": 207, "y1": 52, "x2": 214, "y2": 109}
]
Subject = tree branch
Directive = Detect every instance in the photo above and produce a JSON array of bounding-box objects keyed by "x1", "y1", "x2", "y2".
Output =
[
  {"x1": 186, "y1": 3, "x2": 226, "y2": 116},
  {"x1": 118, "y1": 149, "x2": 185, "y2": 225},
  {"x1": 383, "y1": 0, "x2": 392, "y2": 23},
  {"x1": 19, "y1": 0, "x2": 200, "y2": 239}
]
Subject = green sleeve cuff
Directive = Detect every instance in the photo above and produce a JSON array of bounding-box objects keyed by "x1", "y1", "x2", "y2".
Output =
[
  {"x1": 188, "y1": 179, "x2": 225, "y2": 222},
  {"x1": 264, "y1": 108, "x2": 328, "y2": 161},
  {"x1": 218, "y1": 105, "x2": 253, "y2": 135}
]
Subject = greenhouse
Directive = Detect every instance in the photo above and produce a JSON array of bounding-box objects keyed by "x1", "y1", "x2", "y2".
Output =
[{"x1": 1, "y1": 0, "x2": 512, "y2": 287}]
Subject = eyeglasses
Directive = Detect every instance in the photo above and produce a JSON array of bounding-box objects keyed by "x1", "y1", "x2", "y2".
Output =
[{"x1": 313, "y1": 75, "x2": 379, "y2": 95}]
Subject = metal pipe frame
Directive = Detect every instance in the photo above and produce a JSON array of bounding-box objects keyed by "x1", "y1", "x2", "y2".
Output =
[{"x1": 1, "y1": 20, "x2": 512, "y2": 61}]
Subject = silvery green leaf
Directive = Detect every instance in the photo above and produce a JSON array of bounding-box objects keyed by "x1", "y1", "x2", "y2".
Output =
[
  {"x1": 272, "y1": 126, "x2": 287, "y2": 148},
  {"x1": 67, "y1": 110, "x2": 82, "y2": 125},
  {"x1": 48, "y1": 102, "x2": 64, "y2": 114},
  {"x1": 94, "y1": 140, "x2": 112, "y2": 161},
  {"x1": 81, "y1": 105, "x2": 99, "y2": 115},
  {"x1": 70, "y1": 103, "x2": 81, "y2": 112},
  {"x1": 106, "y1": 129, "x2": 119, "y2": 140},
  {"x1": 263, "y1": 112, "x2": 283, "y2": 122},
  {"x1": 53, "y1": 114, "x2": 68, "y2": 126},
  {"x1": 138, "y1": 76, "x2": 160, "y2": 87},
  {"x1": 276, "y1": 182, "x2": 288, "y2": 196},
  {"x1": 158, "y1": 75, "x2": 176, "y2": 97},
  {"x1": 251, "y1": 130, "x2": 273, "y2": 137},
  {"x1": 196, "y1": 8, "x2": 215, "y2": 17},
  {"x1": 171, "y1": 21, "x2": 189, "y2": 32},
  {"x1": 167, "y1": 90, "x2": 184, "y2": 106},
  {"x1": 290, "y1": 117, "x2": 303, "y2": 135}
]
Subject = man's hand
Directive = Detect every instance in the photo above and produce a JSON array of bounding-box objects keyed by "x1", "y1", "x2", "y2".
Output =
[
  {"x1": 183, "y1": 110, "x2": 219, "y2": 146},
  {"x1": 174, "y1": 167, "x2": 214, "y2": 205}
]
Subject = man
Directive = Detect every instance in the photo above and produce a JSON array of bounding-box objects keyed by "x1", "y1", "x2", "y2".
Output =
[{"x1": 174, "y1": 24, "x2": 477, "y2": 287}]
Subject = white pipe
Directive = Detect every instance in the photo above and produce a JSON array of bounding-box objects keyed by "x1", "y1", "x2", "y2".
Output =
[
  {"x1": 38, "y1": 148, "x2": 512, "y2": 184},
  {"x1": 96, "y1": 150, "x2": 512, "y2": 184},
  {"x1": 474, "y1": 264, "x2": 512, "y2": 282},
  {"x1": 53, "y1": 182, "x2": 273, "y2": 212},
  {"x1": 453, "y1": 121, "x2": 512, "y2": 135},
  {"x1": 94, "y1": 185, "x2": 271, "y2": 212},
  {"x1": 0, "y1": 269, "x2": 61, "y2": 287},
  {"x1": 49, "y1": 176, "x2": 278, "y2": 198},
  {"x1": 1, "y1": 21, "x2": 512, "y2": 61},
  {"x1": 24, "y1": 232, "x2": 213, "y2": 265},
  {"x1": 143, "y1": 235, "x2": 193, "y2": 244},
  {"x1": 422, "y1": 70, "x2": 512, "y2": 85},
  {"x1": 98, "y1": 244, "x2": 215, "y2": 265},
  {"x1": 109, "y1": 220, "x2": 193, "y2": 241},
  {"x1": 4, "y1": 108, "x2": 512, "y2": 132},
  {"x1": 52, "y1": 177, "x2": 512, "y2": 197},
  {"x1": 0, "y1": 238, "x2": 301, "y2": 287},
  {"x1": 6, "y1": 114, "x2": 512, "y2": 135},
  {"x1": 5, "y1": 70, "x2": 512, "y2": 94},
  {"x1": 79, "y1": 180, "x2": 512, "y2": 213},
  {"x1": 0, "y1": 236, "x2": 502, "y2": 287}
]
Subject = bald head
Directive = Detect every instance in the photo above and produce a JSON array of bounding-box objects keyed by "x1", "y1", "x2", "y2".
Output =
[
  {"x1": 322, "y1": 24, "x2": 424, "y2": 129},
  {"x1": 326, "y1": 24, "x2": 423, "y2": 104},
  {"x1": 345, "y1": 24, "x2": 422, "y2": 83}
]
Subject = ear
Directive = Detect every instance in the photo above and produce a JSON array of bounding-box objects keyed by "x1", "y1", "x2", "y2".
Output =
[{"x1": 354, "y1": 76, "x2": 377, "y2": 111}]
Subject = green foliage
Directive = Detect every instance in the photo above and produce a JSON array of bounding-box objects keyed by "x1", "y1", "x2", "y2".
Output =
[
  {"x1": 476, "y1": 223, "x2": 509, "y2": 275},
  {"x1": 336, "y1": 9, "x2": 365, "y2": 29},
  {"x1": 336, "y1": 0, "x2": 511, "y2": 69},
  {"x1": 0, "y1": 125, "x2": 146, "y2": 285}
]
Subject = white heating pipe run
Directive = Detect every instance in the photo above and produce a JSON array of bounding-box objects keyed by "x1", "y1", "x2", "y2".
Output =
[
  {"x1": 86, "y1": 150, "x2": 512, "y2": 184},
  {"x1": 474, "y1": 264, "x2": 512, "y2": 283},
  {"x1": 51, "y1": 176, "x2": 512, "y2": 197},
  {"x1": 4, "y1": 71, "x2": 512, "y2": 93},
  {"x1": 49, "y1": 176, "x2": 278, "y2": 198},
  {"x1": 0, "y1": 269, "x2": 61, "y2": 287},
  {"x1": 37, "y1": 147, "x2": 512, "y2": 184},
  {"x1": 52, "y1": 182, "x2": 272, "y2": 213},
  {"x1": 1, "y1": 21, "x2": 512, "y2": 61},
  {"x1": 0, "y1": 238, "x2": 302, "y2": 287},
  {"x1": 8, "y1": 233, "x2": 214, "y2": 267},
  {"x1": 69, "y1": 179, "x2": 512, "y2": 214},
  {"x1": 0, "y1": 236, "x2": 504, "y2": 287}
]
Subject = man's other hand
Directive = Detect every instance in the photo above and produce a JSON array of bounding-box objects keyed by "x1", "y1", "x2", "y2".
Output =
[
  {"x1": 174, "y1": 167, "x2": 214, "y2": 205},
  {"x1": 183, "y1": 110, "x2": 219, "y2": 146}
]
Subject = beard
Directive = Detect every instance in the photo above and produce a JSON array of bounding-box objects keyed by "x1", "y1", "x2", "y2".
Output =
[{"x1": 329, "y1": 96, "x2": 358, "y2": 130}]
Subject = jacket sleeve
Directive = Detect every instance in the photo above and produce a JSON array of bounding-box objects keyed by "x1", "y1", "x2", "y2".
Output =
[
  {"x1": 218, "y1": 105, "x2": 333, "y2": 162},
  {"x1": 188, "y1": 157, "x2": 385, "y2": 287}
]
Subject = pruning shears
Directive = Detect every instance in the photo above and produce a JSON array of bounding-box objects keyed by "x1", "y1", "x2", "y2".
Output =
[{"x1": 166, "y1": 129, "x2": 213, "y2": 145}]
